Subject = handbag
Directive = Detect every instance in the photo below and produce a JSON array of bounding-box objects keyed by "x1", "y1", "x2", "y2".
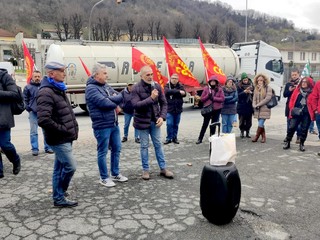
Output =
[
  {"x1": 209, "y1": 122, "x2": 237, "y2": 166},
  {"x1": 201, "y1": 104, "x2": 213, "y2": 116},
  {"x1": 291, "y1": 107, "x2": 303, "y2": 117},
  {"x1": 11, "y1": 85, "x2": 25, "y2": 115},
  {"x1": 266, "y1": 88, "x2": 278, "y2": 109}
]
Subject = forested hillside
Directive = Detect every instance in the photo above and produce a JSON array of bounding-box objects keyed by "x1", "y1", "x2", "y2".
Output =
[{"x1": 0, "y1": 0, "x2": 317, "y2": 46}]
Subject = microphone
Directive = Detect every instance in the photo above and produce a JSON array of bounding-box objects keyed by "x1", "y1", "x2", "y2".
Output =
[{"x1": 151, "y1": 81, "x2": 155, "y2": 90}]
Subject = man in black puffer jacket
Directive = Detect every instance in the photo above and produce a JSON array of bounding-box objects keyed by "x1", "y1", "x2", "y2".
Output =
[
  {"x1": 0, "y1": 69, "x2": 21, "y2": 178},
  {"x1": 37, "y1": 61, "x2": 79, "y2": 208},
  {"x1": 131, "y1": 65, "x2": 173, "y2": 180}
]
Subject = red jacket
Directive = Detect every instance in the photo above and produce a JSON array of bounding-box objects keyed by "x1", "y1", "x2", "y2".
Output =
[
  {"x1": 308, "y1": 80, "x2": 320, "y2": 121},
  {"x1": 289, "y1": 77, "x2": 314, "y2": 120}
]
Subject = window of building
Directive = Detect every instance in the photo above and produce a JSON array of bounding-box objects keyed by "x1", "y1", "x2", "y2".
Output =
[
  {"x1": 288, "y1": 52, "x2": 293, "y2": 60},
  {"x1": 312, "y1": 52, "x2": 317, "y2": 61},
  {"x1": 300, "y1": 52, "x2": 305, "y2": 61}
]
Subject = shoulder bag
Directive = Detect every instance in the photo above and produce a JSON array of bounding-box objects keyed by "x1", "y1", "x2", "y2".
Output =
[{"x1": 266, "y1": 87, "x2": 278, "y2": 109}]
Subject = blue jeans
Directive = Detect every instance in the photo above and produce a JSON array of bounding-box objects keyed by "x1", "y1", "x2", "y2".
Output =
[
  {"x1": 29, "y1": 111, "x2": 51, "y2": 152},
  {"x1": 315, "y1": 114, "x2": 320, "y2": 139},
  {"x1": 94, "y1": 126, "x2": 121, "y2": 180},
  {"x1": 166, "y1": 112, "x2": 181, "y2": 140},
  {"x1": 0, "y1": 129, "x2": 20, "y2": 174},
  {"x1": 221, "y1": 114, "x2": 235, "y2": 133},
  {"x1": 139, "y1": 122, "x2": 166, "y2": 171},
  {"x1": 258, "y1": 118, "x2": 266, "y2": 128},
  {"x1": 123, "y1": 113, "x2": 139, "y2": 139},
  {"x1": 50, "y1": 142, "x2": 77, "y2": 202}
]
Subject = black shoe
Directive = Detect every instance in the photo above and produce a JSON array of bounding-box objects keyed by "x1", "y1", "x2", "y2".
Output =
[
  {"x1": 196, "y1": 139, "x2": 202, "y2": 144},
  {"x1": 135, "y1": 138, "x2": 140, "y2": 143},
  {"x1": 121, "y1": 137, "x2": 128, "y2": 143},
  {"x1": 240, "y1": 131, "x2": 244, "y2": 138},
  {"x1": 13, "y1": 159, "x2": 21, "y2": 175},
  {"x1": 54, "y1": 199, "x2": 78, "y2": 208},
  {"x1": 45, "y1": 149, "x2": 54, "y2": 154},
  {"x1": 0, "y1": 172, "x2": 3, "y2": 178},
  {"x1": 245, "y1": 132, "x2": 251, "y2": 138},
  {"x1": 164, "y1": 139, "x2": 172, "y2": 145},
  {"x1": 283, "y1": 141, "x2": 290, "y2": 150},
  {"x1": 299, "y1": 143, "x2": 305, "y2": 152},
  {"x1": 173, "y1": 138, "x2": 180, "y2": 144},
  {"x1": 64, "y1": 191, "x2": 70, "y2": 197}
]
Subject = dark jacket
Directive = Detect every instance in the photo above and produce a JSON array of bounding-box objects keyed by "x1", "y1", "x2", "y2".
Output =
[
  {"x1": 23, "y1": 81, "x2": 41, "y2": 113},
  {"x1": 283, "y1": 78, "x2": 300, "y2": 117},
  {"x1": 237, "y1": 79, "x2": 254, "y2": 115},
  {"x1": 120, "y1": 87, "x2": 134, "y2": 115},
  {"x1": 0, "y1": 69, "x2": 21, "y2": 129},
  {"x1": 85, "y1": 77, "x2": 123, "y2": 129},
  {"x1": 221, "y1": 86, "x2": 238, "y2": 115},
  {"x1": 37, "y1": 76, "x2": 79, "y2": 145},
  {"x1": 131, "y1": 80, "x2": 167, "y2": 130},
  {"x1": 164, "y1": 82, "x2": 186, "y2": 114}
]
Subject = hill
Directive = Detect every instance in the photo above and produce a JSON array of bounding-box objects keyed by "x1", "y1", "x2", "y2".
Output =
[{"x1": 0, "y1": 0, "x2": 318, "y2": 47}]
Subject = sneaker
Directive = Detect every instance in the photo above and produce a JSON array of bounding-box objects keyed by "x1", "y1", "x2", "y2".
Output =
[
  {"x1": 12, "y1": 159, "x2": 21, "y2": 175},
  {"x1": 45, "y1": 149, "x2": 54, "y2": 154},
  {"x1": 310, "y1": 130, "x2": 318, "y2": 135},
  {"x1": 160, "y1": 169, "x2": 174, "y2": 179},
  {"x1": 121, "y1": 137, "x2": 128, "y2": 143},
  {"x1": 142, "y1": 171, "x2": 150, "y2": 180},
  {"x1": 111, "y1": 174, "x2": 128, "y2": 182},
  {"x1": 32, "y1": 150, "x2": 39, "y2": 156},
  {"x1": 135, "y1": 138, "x2": 140, "y2": 143},
  {"x1": 54, "y1": 198, "x2": 78, "y2": 208},
  {"x1": 99, "y1": 178, "x2": 116, "y2": 187}
]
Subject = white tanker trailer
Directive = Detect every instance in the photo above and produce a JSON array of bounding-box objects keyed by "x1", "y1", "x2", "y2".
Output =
[{"x1": 45, "y1": 41, "x2": 240, "y2": 111}]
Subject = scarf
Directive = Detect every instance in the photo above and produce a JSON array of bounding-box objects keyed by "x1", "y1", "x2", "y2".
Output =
[
  {"x1": 299, "y1": 87, "x2": 311, "y2": 106},
  {"x1": 47, "y1": 77, "x2": 67, "y2": 91}
]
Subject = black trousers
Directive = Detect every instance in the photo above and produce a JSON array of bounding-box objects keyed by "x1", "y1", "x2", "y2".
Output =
[
  {"x1": 286, "y1": 114, "x2": 311, "y2": 142},
  {"x1": 238, "y1": 114, "x2": 252, "y2": 132},
  {"x1": 198, "y1": 109, "x2": 221, "y2": 141}
]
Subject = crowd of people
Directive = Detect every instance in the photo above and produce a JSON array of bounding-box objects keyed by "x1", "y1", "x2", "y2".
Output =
[{"x1": 1, "y1": 62, "x2": 319, "y2": 208}]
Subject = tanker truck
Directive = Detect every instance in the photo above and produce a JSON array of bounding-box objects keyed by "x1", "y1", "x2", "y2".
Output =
[{"x1": 45, "y1": 41, "x2": 240, "y2": 111}]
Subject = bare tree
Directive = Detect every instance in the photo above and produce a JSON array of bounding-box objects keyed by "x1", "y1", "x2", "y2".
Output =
[
  {"x1": 147, "y1": 19, "x2": 155, "y2": 40},
  {"x1": 193, "y1": 22, "x2": 201, "y2": 39},
  {"x1": 70, "y1": 13, "x2": 83, "y2": 39},
  {"x1": 55, "y1": 21, "x2": 64, "y2": 42},
  {"x1": 62, "y1": 17, "x2": 71, "y2": 40},
  {"x1": 209, "y1": 23, "x2": 221, "y2": 44},
  {"x1": 102, "y1": 17, "x2": 113, "y2": 41},
  {"x1": 127, "y1": 19, "x2": 135, "y2": 41},
  {"x1": 155, "y1": 20, "x2": 162, "y2": 40},
  {"x1": 111, "y1": 27, "x2": 121, "y2": 41},
  {"x1": 174, "y1": 20, "x2": 183, "y2": 39},
  {"x1": 225, "y1": 22, "x2": 238, "y2": 47}
]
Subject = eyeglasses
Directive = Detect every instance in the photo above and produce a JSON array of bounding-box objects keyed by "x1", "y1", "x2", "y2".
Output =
[{"x1": 146, "y1": 73, "x2": 153, "y2": 77}]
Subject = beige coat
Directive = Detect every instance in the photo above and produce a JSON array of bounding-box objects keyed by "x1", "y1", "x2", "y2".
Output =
[{"x1": 252, "y1": 86, "x2": 272, "y2": 119}]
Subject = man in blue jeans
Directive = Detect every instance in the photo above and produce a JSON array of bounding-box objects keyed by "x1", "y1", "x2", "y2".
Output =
[
  {"x1": 23, "y1": 70, "x2": 53, "y2": 156},
  {"x1": 131, "y1": 65, "x2": 174, "y2": 180},
  {"x1": 120, "y1": 83, "x2": 140, "y2": 143},
  {"x1": 86, "y1": 63, "x2": 128, "y2": 188},
  {"x1": 164, "y1": 73, "x2": 186, "y2": 144},
  {"x1": 0, "y1": 69, "x2": 21, "y2": 179},
  {"x1": 37, "y1": 60, "x2": 79, "y2": 208}
]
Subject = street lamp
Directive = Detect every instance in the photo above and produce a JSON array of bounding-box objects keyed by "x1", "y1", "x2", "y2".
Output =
[
  {"x1": 245, "y1": 0, "x2": 248, "y2": 42},
  {"x1": 281, "y1": 35, "x2": 295, "y2": 51},
  {"x1": 89, "y1": 0, "x2": 105, "y2": 41}
]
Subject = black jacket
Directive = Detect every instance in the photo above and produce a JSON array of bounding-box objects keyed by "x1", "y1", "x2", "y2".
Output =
[
  {"x1": 0, "y1": 69, "x2": 20, "y2": 129},
  {"x1": 37, "y1": 76, "x2": 79, "y2": 145},
  {"x1": 131, "y1": 80, "x2": 167, "y2": 130},
  {"x1": 23, "y1": 81, "x2": 41, "y2": 113},
  {"x1": 164, "y1": 82, "x2": 186, "y2": 114}
]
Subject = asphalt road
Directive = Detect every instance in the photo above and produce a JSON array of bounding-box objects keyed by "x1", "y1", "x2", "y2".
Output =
[{"x1": 1, "y1": 83, "x2": 320, "y2": 239}]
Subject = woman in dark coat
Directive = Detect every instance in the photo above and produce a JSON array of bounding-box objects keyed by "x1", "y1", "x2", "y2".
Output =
[{"x1": 237, "y1": 73, "x2": 254, "y2": 138}]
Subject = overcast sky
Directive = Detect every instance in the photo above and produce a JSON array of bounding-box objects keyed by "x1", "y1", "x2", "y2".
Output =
[{"x1": 210, "y1": 0, "x2": 320, "y2": 32}]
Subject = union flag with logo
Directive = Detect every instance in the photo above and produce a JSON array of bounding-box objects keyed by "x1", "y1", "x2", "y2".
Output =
[
  {"x1": 163, "y1": 37, "x2": 199, "y2": 87},
  {"x1": 199, "y1": 38, "x2": 226, "y2": 85},
  {"x1": 22, "y1": 40, "x2": 35, "y2": 84}
]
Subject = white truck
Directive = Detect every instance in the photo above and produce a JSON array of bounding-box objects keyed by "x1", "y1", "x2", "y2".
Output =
[
  {"x1": 231, "y1": 40, "x2": 284, "y2": 100},
  {"x1": 45, "y1": 42, "x2": 240, "y2": 111}
]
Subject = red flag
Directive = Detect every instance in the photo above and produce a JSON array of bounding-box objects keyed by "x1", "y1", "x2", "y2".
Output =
[
  {"x1": 132, "y1": 47, "x2": 168, "y2": 88},
  {"x1": 22, "y1": 40, "x2": 34, "y2": 84},
  {"x1": 163, "y1": 37, "x2": 200, "y2": 87},
  {"x1": 79, "y1": 57, "x2": 91, "y2": 76},
  {"x1": 199, "y1": 38, "x2": 226, "y2": 85}
]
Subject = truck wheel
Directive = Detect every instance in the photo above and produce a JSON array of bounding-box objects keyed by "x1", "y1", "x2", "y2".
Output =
[{"x1": 79, "y1": 104, "x2": 88, "y2": 113}]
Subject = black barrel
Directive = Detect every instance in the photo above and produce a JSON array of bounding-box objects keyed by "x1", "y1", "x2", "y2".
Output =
[{"x1": 200, "y1": 162, "x2": 241, "y2": 225}]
